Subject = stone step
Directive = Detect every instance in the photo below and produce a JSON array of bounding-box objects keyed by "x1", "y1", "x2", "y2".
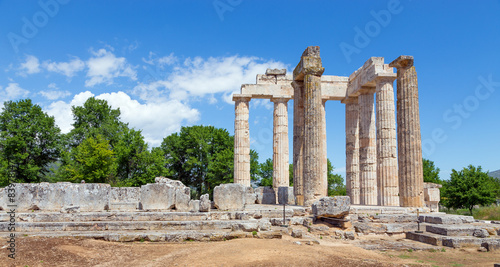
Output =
[
  {"x1": 0, "y1": 209, "x2": 304, "y2": 223},
  {"x1": 406, "y1": 231, "x2": 500, "y2": 251},
  {"x1": 2, "y1": 229, "x2": 283, "y2": 242},
  {"x1": 0, "y1": 219, "x2": 274, "y2": 232},
  {"x1": 419, "y1": 214, "x2": 474, "y2": 224},
  {"x1": 426, "y1": 224, "x2": 499, "y2": 237},
  {"x1": 353, "y1": 222, "x2": 420, "y2": 235},
  {"x1": 352, "y1": 213, "x2": 419, "y2": 223}
]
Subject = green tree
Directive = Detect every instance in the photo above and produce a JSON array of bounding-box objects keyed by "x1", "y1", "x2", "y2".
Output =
[
  {"x1": 161, "y1": 125, "x2": 255, "y2": 198},
  {"x1": 327, "y1": 159, "x2": 346, "y2": 196},
  {"x1": 68, "y1": 97, "x2": 125, "y2": 149},
  {"x1": 258, "y1": 158, "x2": 273, "y2": 187},
  {"x1": 0, "y1": 99, "x2": 61, "y2": 184},
  {"x1": 442, "y1": 165, "x2": 497, "y2": 215},
  {"x1": 423, "y1": 158, "x2": 442, "y2": 184},
  {"x1": 62, "y1": 135, "x2": 116, "y2": 183}
]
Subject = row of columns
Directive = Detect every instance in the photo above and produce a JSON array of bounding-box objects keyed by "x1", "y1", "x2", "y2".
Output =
[
  {"x1": 234, "y1": 53, "x2": 424, "y2": 208},
  {"x1": 346, "y1": 56, "x2": 423, "y2": 207}
]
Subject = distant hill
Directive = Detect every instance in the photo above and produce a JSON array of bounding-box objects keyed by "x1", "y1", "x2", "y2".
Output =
[{"x1": 489, "y1": 169, "x2": 500, "y2": 179}]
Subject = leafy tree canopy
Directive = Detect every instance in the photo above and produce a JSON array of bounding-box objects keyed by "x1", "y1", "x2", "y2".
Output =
[
  {"x1": 442, "y1": 165, "x2": 497, "y2": 215},
  {"x1": 423, "y1": 158, "x2": 443, "y2": 184},
  {"x1": 0, "y1": 99, "x2": 61, "y2": 185}
]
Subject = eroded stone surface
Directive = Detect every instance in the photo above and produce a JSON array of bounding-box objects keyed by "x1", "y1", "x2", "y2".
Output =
[
  {"x1": 255, "y1": 187, "x2": 276, "y2": 205},
  {"x1": 312, "y1": 196, "x2": 350, "y2": 218},
  {"x1": 213, "y1": 183, "x2": 246, "y2": 211},
  {"x1": 140, "y1": 183, "x2": 175, "y2": 210}
]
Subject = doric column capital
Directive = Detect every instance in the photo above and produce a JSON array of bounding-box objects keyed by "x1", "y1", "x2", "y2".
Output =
[
  {"x1": 374, "y1": 74, "x2": 397, "y2": 84},
  {"x1": 291, "y1": 80, "x2": 304, "y2": 89},
  {"x1": 271, "y1": 96, "x2": 292, "y2": 103},
  {"x1": 303, "y1": 67, "x2": 325, "y2": 77},
  {"x1": 233, "y1": 94, "x2": 252, "y2": 103},
  {"x1": 389, "y1": 55, "x2": 414, "y2": 70}
]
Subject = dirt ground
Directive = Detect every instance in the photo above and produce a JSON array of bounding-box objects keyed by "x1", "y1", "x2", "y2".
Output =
[{"x1": 1, "y1": 235, "x2": 499, "y2": 267}]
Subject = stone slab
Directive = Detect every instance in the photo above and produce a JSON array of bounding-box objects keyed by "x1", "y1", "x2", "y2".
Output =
[
  {"x1": 140, "y1": 183, "x2": 176, "y2": 210},
  {"x1": 109, "y1": 187, "x2": 140, "y2": 211},
  {"x1": 277, "y1": 187, "x2": 294, "y2": 205},
  {"x1": 426, "y1": 225, "x2": 489, "y2": 237},
  {"x1": 312, "y1": 197, "x2": 350, "y2": 218},
  {"x1": 255, "y1": 187, "x2": 276, "y2": 205},
  {"x1": 213, "y1": 183, "x2": 246, "y2": 211}
]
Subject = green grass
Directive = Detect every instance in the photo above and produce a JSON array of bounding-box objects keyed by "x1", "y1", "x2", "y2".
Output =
[{"x1": 442, "y1": 205, "x2": 500, "y2": 220}]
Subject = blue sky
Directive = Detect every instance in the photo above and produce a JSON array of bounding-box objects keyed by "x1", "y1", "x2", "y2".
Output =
[{"x1": 0, "y1": 0, "x2": 499, "y2": 180}]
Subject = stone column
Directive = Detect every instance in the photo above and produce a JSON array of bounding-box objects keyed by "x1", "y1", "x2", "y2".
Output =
[
  {"x1": 358, "y1": 90, "x2": 377, "y2": 205},
  {"x1": 292, "y1": 81, "x2": 305, "y2": 206},
  {"x1": 389, "y1": 56, "x2": 424, "y2": 207},
  {"x1": 344, "y1": 97, "x2": 360, "y2": 204},
  {"x1": 272, "y1": 97, "x2": 290, "y2": 190},
  {"x1": 375, "y1": 76, "x2": 400, "y2": 206},
  {"x1": 233, "y1": 96, "x2": 251, "y2": 187},
  {"x1": 321, "y1": 99, "x2": 328, "y2": 196}
]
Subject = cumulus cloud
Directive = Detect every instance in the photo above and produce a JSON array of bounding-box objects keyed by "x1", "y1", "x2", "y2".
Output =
[
  {"x1": 18, "y1": 55, "x2": 41, "y2": 76},
  {"x1": 45, "y1": 91, "x2": 94, "y2": 133},
  {"x1": 85, "y1": 49, "x2": 137, "y2": 87},
  {"x1": 134, "y1": 55, "x2": 288, "y2": 104},
  {"x1": 43, "y1": 57, "x2": 85, "y2": 77},
  {"x1": 45, "y1": 91, "x2": 199, "y2": 146}
]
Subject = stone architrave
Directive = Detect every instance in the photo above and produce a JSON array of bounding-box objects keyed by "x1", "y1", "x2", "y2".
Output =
[
  {"x1": 389, "y1": 56, "x2": 424, "y2": 207},
  {"x1": 344, "y1": 97, "x2": 360, "y2": 205},
  {"x1": 271, "y1": 97, "x2": 291, "y2": 190},
  {"x1": 358, "y1": 89, "x2": 377, "y2": 205},
  {"x1": 233, "y1": 95, "x2": 251, "y2": 187},
  {"x1": 293, "y1": 46, "x2": 326, "y2": 206},
  {"x1": 375, "y1": 75, "x2": 399, "y2": 206},
  {"x1": 292, "y1": 81, "x2": 305, "y2": 206}
]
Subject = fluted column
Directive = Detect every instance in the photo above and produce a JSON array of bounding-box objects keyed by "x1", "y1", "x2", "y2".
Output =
[
  {"x1": 390, "y1": 56, "x2": 424, "y2": 207},
  {"x1": 272, "y1": 97, "x2": 290, "y2": 190},
  {"x1": 375, "y1": 76, "x2": 399, "y2": 206},
  {"x1": 344, "y1": 97, "x2": 360, "y2": 204},
  {"x1": 358, "y1": 90, "x2": 377, "y2": 205},
  {"x1": 321, "y1": 99, "x2": 328, "y2": 196},
  {"x1": 233, "y1": 96, "x2": 251, "y2": 187},
  {"x1": 292, "y1": 81, "x2": 305, "y2": 205}
]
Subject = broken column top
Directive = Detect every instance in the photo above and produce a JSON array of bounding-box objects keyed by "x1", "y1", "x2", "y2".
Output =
[
  {"x1": 302, "y1": 46, "x2": 320, "y2": 58},
  {"x1": 266, "y1": 68, "x2": 287, "y2": 75},
  {"x1": 389, "y1": 55, "x2": 414, "y2": 69}
]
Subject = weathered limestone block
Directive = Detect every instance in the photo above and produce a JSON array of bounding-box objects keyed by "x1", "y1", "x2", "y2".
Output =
[
  {"x1": 213, "y1": 183, "x2": 246, "y2": 211},
  {"x1": 175, "y1": 188, "x2": 191, "y2": 211},
  {"x1": 244, "y1": 186, "x2": 257, "y2": 205},
  {"x1": 109, "y1": 187, "x2": 140, "y2": 211},
  {"x1": 10, "y1": 182, "x2": 111, "y2": 212},
  {"x1": 155, "y1": 177, "x2": 190, "y2": 195},
  {"x1": 266, "y1": 68, "x2": 287, "y2": 75},
  {"x1": 256, "y1": 74, "x2": 277, "y2": 84},
  {"x1": 278, "y1": 187, "x2": 295, "y2": 205},
  {"x1": 255, "y1": 187, "x2": 276, "y2": 204},
  {"x1": 199, "y1": 194, "x2": 211, "y2": 212},
  {"x1": 424, "y1": 182, "x2": 442, "y2": 212},
  {"x1": 312, "y1": 196, "x2": 350, "y2": 218},
  {"x1": 189, "y1": 200, "x2": 200, "y2": 212},
  {"x1": 140, "y1": 183, "x2": 175, "y2": 210}
]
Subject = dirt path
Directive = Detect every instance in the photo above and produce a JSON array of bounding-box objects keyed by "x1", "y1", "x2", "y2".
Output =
[{"x1": 1, "y1": 236, "x2": 499, "y2": 266}]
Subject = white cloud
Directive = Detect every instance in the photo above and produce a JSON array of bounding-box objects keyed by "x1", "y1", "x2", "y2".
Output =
[
  {"x1": 45, "y1": 91, "x2": 94, "y2": 133},
  {"x1": 39, "y1": 83, "x2": 71, "y2": 100},
  {"x1": 43, "y1": 57, "x2": 85, "y2": 77},
  {"x1": 0, "y1": 83, "x2": 30, "y2": 101},
  {"x1": 18, "y1": 55, "x2": 41, "y2": 76},
  {"x1": 85, "y1": 49, "x2": 137, "y2": 87},
  {"x1": 134, "y1": 55, "x2": 288, "y2": 104},
  {"x1": 97, "y1": 92, "x2": 199, "y2": 146},
  {"x1": 45, "y1": 91, "x2": 199, "y2": 146}
]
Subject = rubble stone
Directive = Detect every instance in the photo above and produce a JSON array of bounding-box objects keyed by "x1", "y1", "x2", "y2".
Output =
[{"x1": 312, "y1": 196, "x2": 350, "y2": 218}]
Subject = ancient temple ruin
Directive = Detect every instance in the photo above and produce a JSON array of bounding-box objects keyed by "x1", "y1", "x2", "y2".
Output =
[{"x1": 233, "y1": 46, "x2": 424, "y2": 208}]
